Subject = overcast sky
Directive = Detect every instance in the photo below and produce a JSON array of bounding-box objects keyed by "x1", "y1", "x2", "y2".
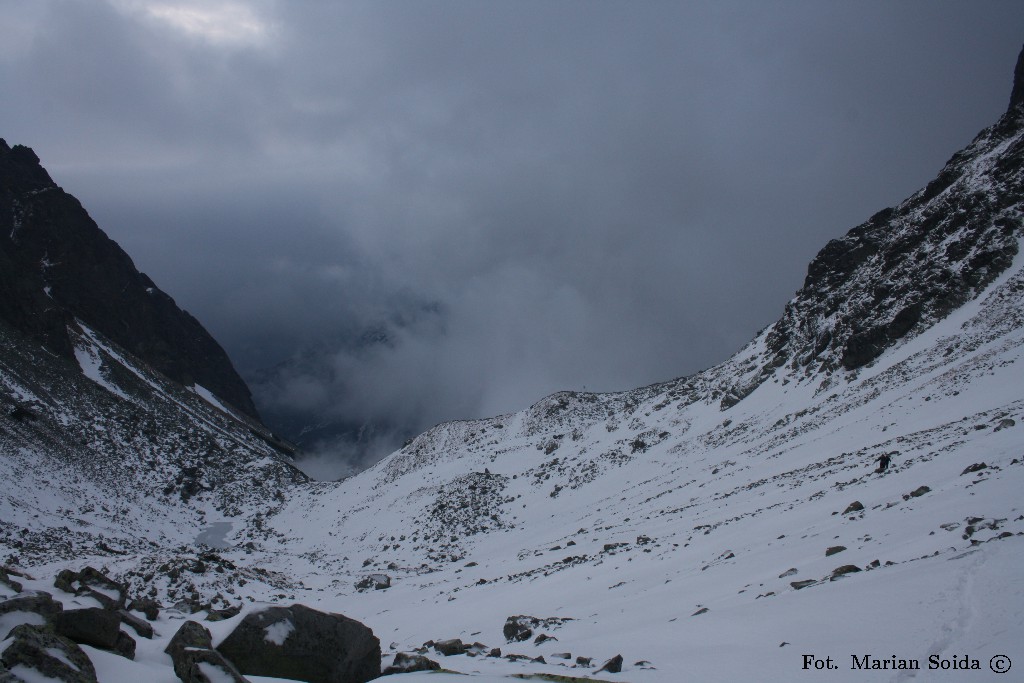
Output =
[{"x1": 2, "y1": 1, "x2": 1023, "y2": 475}]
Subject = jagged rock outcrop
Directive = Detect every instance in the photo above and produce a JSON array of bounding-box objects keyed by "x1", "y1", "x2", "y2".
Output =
[
  {"x1": 0, "y1": 140, "x2": 258, "y2": 418},
  {"x1": 758, "y1": 46, "x2": 1024, "y2": 379}
]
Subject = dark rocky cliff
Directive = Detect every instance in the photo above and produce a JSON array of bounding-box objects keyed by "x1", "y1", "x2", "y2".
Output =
[
  {"x1": 759, "y1": 44, "x2": 1024, "y2": 379},
  {"x1": 0, "y1": 140, "x2": 260, "y2": 418}
]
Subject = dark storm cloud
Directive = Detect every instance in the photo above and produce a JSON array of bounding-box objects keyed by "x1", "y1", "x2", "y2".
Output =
[{"x1": 2, "y1": 1, "x2": 1023, "y2": 477}]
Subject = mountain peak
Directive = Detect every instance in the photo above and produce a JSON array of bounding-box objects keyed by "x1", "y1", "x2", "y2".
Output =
[
  {"x1": 0, "y1": 141, "x2": 260, "y2": 418},
  {"x1": 1010, "y1": 43, "x2": 1024, "y2": 112}
]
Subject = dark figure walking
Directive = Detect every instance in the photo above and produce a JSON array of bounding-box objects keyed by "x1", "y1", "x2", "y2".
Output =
[{"x1": 876, "y1": 453, "x2": 891, "y2": 473}]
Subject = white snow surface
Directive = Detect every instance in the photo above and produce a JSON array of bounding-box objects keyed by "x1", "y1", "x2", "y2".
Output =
[
  {"x1": 263, "y1": 618, "x2": 294, "y2": 646},
  {"x1": 5, "y1": 241, "x2": 1019, "y2": 682}
]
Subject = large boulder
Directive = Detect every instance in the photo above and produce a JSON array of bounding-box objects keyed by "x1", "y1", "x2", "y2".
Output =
[
  {"x1": 54, "y1": 607, "x2": 122, "y2": 649},
  {"x1": 0, "y1": 623, "x2": 97, "y2": 683},
  {"x1": 165, "y1": 621, "x2": 213, "y2": 679},
  {"x1": 164, "y1": 620, "x2": 248, "y2": 682},
  {"x1": 216, "y1": 604, "x2": 380, "y2": 683}
]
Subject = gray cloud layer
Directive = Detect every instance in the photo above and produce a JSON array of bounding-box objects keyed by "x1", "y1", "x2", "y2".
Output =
[{"x1": 2, "y1": 1, "x2": 1022, "y2": 476}]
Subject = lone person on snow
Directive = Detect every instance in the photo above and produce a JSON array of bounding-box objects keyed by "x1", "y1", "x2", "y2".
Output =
[{"x1": 876, "y1": 452, "x2": 892, "y2": 473}]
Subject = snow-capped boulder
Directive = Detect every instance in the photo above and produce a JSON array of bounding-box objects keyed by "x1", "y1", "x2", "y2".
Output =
[
  {"x1": 0, "y1": 623, "x2": 97, "y2": 683},
  {"x1": 216, "y1": 604, "x2": 380, "y2": 683}
]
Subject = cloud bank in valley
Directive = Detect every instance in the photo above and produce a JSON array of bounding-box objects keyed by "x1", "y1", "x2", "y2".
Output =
[{"x1": 2, "y1": 1, "x2": 1022, "y2": 477}]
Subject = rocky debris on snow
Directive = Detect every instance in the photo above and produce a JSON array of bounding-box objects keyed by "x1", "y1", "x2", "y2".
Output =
[
  {"x1": 597, "y1": 654, "x2": 624, "y2": 673},
  {"x1": 961, "y1": 462, "x2": 988, "y2": 475},
  {"x1": 791, "y1": 580, "x2": 816, "y2": 590},
  {"x1": 830, "y1": 565, "x2": 863, "y2": 580},
  {"x1": 1, "y1": 623, "x2": 98, "y2": 683},
  {"x1": 903, "y1": 486, "x2": 931, "y2": 500},
  {"x1": 432, "y1": 638, "x2": 469, "y2": 656},
  {"x1": 381, "y1": 652, "x2": 440, "y2": 675},
  {"x1": 117, "y1": 609, "x2": 153, "y2": 639},
  {"x1": 534, "y1": 633, "x2": 557, "y2": 644},
  {"x1": 842, "y1": 501, "x2": 864, "y2": 515},
  {"x1": 54, "y1": 566, "x2": 126, "y2": 610},
  {"x1": 354, "y1": 573, "x2": 391, "y2": 591},
  {"x1": 825, "y1": 545, "x2": 847, "y2": 556},
  {"x1": 994, "y1": 418, "x2": 1016, "y2": 431},
  {"x1": 692, "y1": 607, "x2": 710, "y2": 616},
  {"x1": 216, "y1": 604, "x2": 380, "y2": 683},
  {"x1": 576, "y1": 656, "x2": 593, "y2": 666},
  {"x1": 127, "y1": 597, "x2": 160, "y2": 621},
  {"x1": 778, "y1": 568, "x2": 798, "y2": 578},
  {"x1": 502, "y1": 615, "x2": 573, "y2": 642}
]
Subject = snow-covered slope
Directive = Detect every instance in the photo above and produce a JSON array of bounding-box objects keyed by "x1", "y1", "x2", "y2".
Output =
[
  {"x1": 3, "y1": 48, "x2": 1024, "y2": 683},
  {"x1": 242, "y1": 52, "x2": 1024, "y2": 681}
]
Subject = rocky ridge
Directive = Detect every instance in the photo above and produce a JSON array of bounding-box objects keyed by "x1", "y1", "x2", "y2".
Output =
[{"x1": 0, "y1": 141, "x2": 259, "y2": 418}]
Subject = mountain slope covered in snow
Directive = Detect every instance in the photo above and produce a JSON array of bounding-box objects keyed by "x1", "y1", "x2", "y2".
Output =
[{"x1": 2, "y1": 46, "x2": 1024, "y2": 683}]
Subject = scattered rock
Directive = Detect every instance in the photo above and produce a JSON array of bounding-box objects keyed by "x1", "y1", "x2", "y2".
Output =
[
  {"x1": 216, "y1": 604, "x2": 381, "y2": 683},
  {"x1": 960, "y1": 463, "x2": 987, "y2": 475},
  {"x1": 433, "y1": 638, "x2": 468, "y2": 656},
  {"x1": 825, "y1": 546, "x2": 847, "y2": 557},
  {"x1": 790, "y1": 580, "x2": 816, "y2": 590},
  {"x1": 354, "y1": 574, "x2": 391, "y2": 591},
  {"x1": 778, "y1": 568, "x2": 798, "y2": 578},
  {"x1": 691, "y1": 607, "x2": 709, "y2": 616},
  {"x1": 502, "y1": 615, "x2": 572, "y2": 643},
  {"x1": 551, "y1": 652, "x2": 572, "y2": 659},
  {"x1": 576, "y1": 656, "x2": 592, "y2": 666},
  {"x1": 597, "y1": 654, "x2": 624, "y2": 673},
  {"x1": 903, "y1": 486, "x2": 931, "y2": 500},
  {"x1": 206, "y1": 604, "x2": 243, "y2": 622},
  {"x1": 533, "y1": 633, "x2": 557, "y2": 645},
  {"x1": 381, "y1": 652, "x2": 440, "y2": 675},
  {"x1": 127, "y1": 597, "x2": 160, "y2": 621},
  {"x1": 830, "y1": 565, "x2": 862, "y2": 580},
  {"x1": 1, "y1": 623, "x2": 97, "y2": 683},
  {"x1": 842, "y1": 501, "x2": 864, "y2": 515},
  {"x1": 54, "y1": 567, "x2": 126, "y2": 610}
]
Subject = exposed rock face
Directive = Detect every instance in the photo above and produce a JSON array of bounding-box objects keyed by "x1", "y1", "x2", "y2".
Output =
[
  {"x1": 1010, "y1": 44, "x2": 1024, "y2": 112},
  {"x1": 763, "y1": 94, "x2": 1024, "y2": 375},
  {"x1": 216, "y1": 604, "x2": 381, "y2": 683},
  {"x1": 0, "y1": 140, "x2": 258, "y2": 418}
]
